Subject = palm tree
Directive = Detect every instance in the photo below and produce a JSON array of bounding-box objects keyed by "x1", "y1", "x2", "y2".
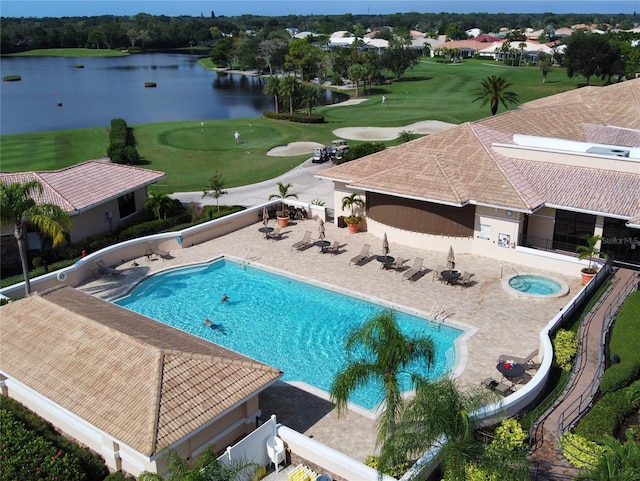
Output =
[
  {"x1": 341, "y1": 192, "x2": 366, "y2": 217},
  {"x1": 574, "y1": 435, "x2": 640, "y2": 481},
  {"x1": 268, "y1": 182, "x2": 297, "y2": 217},
  {"x1": 0, "y1": 180, "x2": 71, "y2": 296},
  {"x1": 472, "y1": 75, "x2": 519, "y2": 116},
  {"x1": 145, "y1": 191, "x2": 176, "y2": 220},
  {"x1": 330, "y1": 310, "x2": 435, "y2": 446},
  {"x1": 378, "y1": 378, "x2": 530, "y2": 480},
  {"x1": 299, "y1": 84, "x2": 322, "y2": 117},
  {"x1": 138, "y1": 446, "x2": 255, "y2": 481},
  {"x1": 263, "y1": 75, "x2": 282, "y2": 114},
  {"x1": 280, "y1": 75, "x2": 300, "y2": 115}
]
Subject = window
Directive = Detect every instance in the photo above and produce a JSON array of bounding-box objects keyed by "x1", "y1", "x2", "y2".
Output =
[
  {"x1": 118, "y1": 192, "x2": 136, "y2": 219},
  {"x1": 552, "y1": 211, "x2": 596, "y2": 252}
]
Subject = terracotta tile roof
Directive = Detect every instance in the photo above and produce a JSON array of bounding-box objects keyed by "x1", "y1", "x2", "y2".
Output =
[
  {"x1": 0, "y1": 286, "x2": 282, "y2": 456},
  {"x1": 0, "y1": 159, "x2": 165, "y2": 215},
  {"x1": 319, "y1": 79, "x2": 640, "y2": 220}
]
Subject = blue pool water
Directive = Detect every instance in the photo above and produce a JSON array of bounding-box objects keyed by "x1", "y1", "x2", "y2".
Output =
[
  {"x1": 509, "y1": 275, "x2": 562, "y2": 295},
  {"x1": 115, "y1": 259, "x2": 462, "y2": 410}
]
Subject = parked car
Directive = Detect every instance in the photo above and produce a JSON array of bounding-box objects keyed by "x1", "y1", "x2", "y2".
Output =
[
  {"x1": 312, "y1": 146, "x2": 329, "y2": 163},
  {"x1": 328, "y1": 139, "x2": 349, "y2": 160}
]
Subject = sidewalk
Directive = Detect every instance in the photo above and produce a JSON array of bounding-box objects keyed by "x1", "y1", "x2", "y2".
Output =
[
  {"x1": 171, "y1": 158, "x2": 336, "y2": 210},
  {"x1": 528, "y1": 268, "x2": 637, "y2": 479}
]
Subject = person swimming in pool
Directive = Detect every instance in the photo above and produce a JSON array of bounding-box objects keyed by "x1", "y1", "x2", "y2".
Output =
[
  {"x1": 221, "y1": 294, "x2": 229, "y2": 304},
  {"x1": 203, "y1": 317, "x2": 226, "y2": 333}
]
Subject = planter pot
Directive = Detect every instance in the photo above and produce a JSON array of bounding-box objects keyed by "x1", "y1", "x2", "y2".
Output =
[
  {"x1": 277, "y1": 216, "x2": 290, "y2": 227},
  {"x1": 581, "y1": 270, "x2": 597, "y2": 285},
  {"x1": 347, "y1": 224, "x2": 359, "y2": 233}
]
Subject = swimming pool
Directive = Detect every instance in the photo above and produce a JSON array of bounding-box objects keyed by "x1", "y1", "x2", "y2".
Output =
[{"x1": 115, "y1": 258, "x2": 462, "y2": 410}]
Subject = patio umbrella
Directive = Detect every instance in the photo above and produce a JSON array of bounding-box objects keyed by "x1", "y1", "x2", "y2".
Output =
[
  {"x1": 382, "y1": 233, "x2": 390, "y2": 256},
  {"x1": 447, "y1": 245, "x2": 456, "y2": 270},
  {"x1": 262, "y1": 206, "x2": 269, "y2": 227},
  {"x1": 318, "y1": 218, "x2": 325, "y2": 240}
]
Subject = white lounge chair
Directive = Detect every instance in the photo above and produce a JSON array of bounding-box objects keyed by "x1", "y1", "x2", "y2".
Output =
[
  {"x1": 497, "y1": 349, "x2": 539, "y2": 369},
  {"x1": 402, "y1": 257, "x2": 425, "y2": 282},
  {"x1": 147, "y1": 240, "x2": 171, "y2": 260},
  {"x1": 349, "y1": 244, "x2": 371, "y2": 266},
  {"x1": 291, "y1": 230, "x2": 314, "y2": 251}
]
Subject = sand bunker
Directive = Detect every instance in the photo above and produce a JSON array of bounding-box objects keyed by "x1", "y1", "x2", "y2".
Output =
[
  {"x1": 333, "y1": 120, "x2": 456, "y2": 141},
  {"x1": 267, "y1": 141, "x2": 325, "y2": 157}
]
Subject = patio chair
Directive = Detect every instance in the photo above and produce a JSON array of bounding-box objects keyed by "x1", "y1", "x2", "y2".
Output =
[
  {"x1": 266, "y1": 436, "x2": 286, "y2": 472},
  {"x1": 349, "y1": 244, "x2": 371, "y2": 266},
  {"x1": 389, "y1": 256, "x2": 405, "y2": 272},
  {"x1": 147, "y1": 240, "x2": 171, "y2": 260},
  {"x1": 322, "y1": 240, "x2": 340, "y2": 255},
  {"x1": 497, "y1": 349, "x2": 539, "y2": 369},
  {"x1": 433, "y1": 265, "x2": 447, "y2": 283},
  {"x1": 459, "y1": 271, "x2": 472, "y2": 288},
  {"x1": 291, "y1": 230, "x2": 314, "y2": 251},
  {"x1": 481, "y1": 377, "x2": 512, "y2": 396},
  {"x1": 402, "y1": 257, "x2": 425, "y2": 282},
  {"x1": 93, "y1": 259, "x2": 123, "y2": 278},
  {"x1": 267, "y1": 227, "x2": 282, "y2": 241}
]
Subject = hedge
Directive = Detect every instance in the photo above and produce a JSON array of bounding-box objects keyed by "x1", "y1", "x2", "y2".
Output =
[
  {"x1": 1, "y1": 395, "x2": 109, "y2": 480},
  {"x1": 600, "y1": 291, "x2": 640, "y2": 393},
  {"x1": 574, "y1": 380, "x2": 640, "y2": 442},
  {"x1": 262, "y1": 110, "x2": 325, "y2": 123}
]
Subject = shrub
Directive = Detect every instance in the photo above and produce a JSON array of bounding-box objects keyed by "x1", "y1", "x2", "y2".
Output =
[
  {"x1": 600, "y1": 291, "x2": 640, "y2": 393},
  {"x1": 560, "y1": 431, "x2": 604, "y2": 469},
  {"x1": 365, "y1": 455, "x2": 412, "y2": 479},
  {"x1": 574, "y1": 380, "x2": 640, "y2": 442},
  {"x1": 491, "y1": 418, "x2": 527, "y2": 451},
  {"x1": 3, "y1": 74, "x2": 21, "y2": 81},
  {"x1": 553, "y1": 329, "x2": 578, "y2": 371},
  {"x1": 1, "y1": 396, "x2": 109, "y2": 480},
  {"x1": 262, "y1": 111, "x2": 325, "y2": 123},
  {"x1": 337, "y1": 142, "x2": 386, "y2": 164}
]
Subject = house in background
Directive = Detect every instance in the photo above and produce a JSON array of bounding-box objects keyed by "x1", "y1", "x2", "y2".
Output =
[
  {"x1": 0, "y1": 159, "x2": 165, "y2": 270},
  {"x1": 318, "y1": 79, "x2": 640, "y2": 274},
  {"x1": 0, "y1": 285, "x2": 283, "y2": 477}
]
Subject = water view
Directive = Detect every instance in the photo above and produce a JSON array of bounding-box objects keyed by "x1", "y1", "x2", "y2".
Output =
[{"x1": 0, "y1": 52, "x2": 345, "y2": 135}]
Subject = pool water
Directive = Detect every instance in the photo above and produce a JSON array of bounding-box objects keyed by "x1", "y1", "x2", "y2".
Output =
[
  {"x1": 509, "y1": 275, "x2": 562, "y2": 295},
  {"x1": 115, "y1": 259, "x2": 462, "y2": 411}
]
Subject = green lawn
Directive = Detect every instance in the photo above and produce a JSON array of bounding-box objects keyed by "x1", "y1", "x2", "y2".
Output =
[{"x1": 0, "y1": 58, "x2": 585, "y2": 192}]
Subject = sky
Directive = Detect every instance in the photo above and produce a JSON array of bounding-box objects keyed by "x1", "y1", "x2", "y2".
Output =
[{"x1": 1, "y1": 0, "x2": 638, "y2": 18}]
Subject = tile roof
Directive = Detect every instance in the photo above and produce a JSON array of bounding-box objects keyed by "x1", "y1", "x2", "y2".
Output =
[
  {"x1": 319, "y1": 79, "x2": 640, "y2": 219},
  {"x1": 0, "y1": 159, "x2": 165, "y2": 215},
  {"x1": 0, "y1": 286, "x2": 282, "y2": 456}
]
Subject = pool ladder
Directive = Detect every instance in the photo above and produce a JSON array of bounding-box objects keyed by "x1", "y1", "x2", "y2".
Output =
[
  {"x1": 500, "y1": 266, "x2": 520, "y2": 279},
  {"x1": 239, "y1": 248, "x2": 253, "y2": 268},
  {"x1": 429, "y1": 300, "x2": 447, "y2": 328}
]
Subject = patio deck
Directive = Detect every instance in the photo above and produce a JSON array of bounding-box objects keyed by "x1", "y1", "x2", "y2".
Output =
[{"x1": 78, "y1": 218, "x2": 582, "y2": 463}]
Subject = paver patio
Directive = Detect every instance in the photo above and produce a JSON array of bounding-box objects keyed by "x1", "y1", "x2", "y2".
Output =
[{"x1": 79, "y1": 218, "x2": 583, "y2": 462}]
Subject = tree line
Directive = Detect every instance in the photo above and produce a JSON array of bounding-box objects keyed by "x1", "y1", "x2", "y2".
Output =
[{"x1": 2, "y1": 11, "x2": 638, "y2": 54}]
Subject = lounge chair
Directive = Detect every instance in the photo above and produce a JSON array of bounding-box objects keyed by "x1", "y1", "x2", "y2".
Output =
[
  {"x1": 402, "y1": 257, "x2": 425, "y2": 282},
  {"x1": 267, "y1": 227, "x2": 282, "y2": 241},
  {"x1": 321, "y1": 240, "x2": 340, "y2": 255},
  {"x1": 147, "y1": 240, "x2": 171, "y2": 260},
  {"x1": 481, "y1": 377, "x2": 512, "y2": 396},
  {"x1": 433, "y1": 265, "x2": 447, "y2": 283},
  {"x1": 497, "y1": 349, "x2": 539, "y2": 369},
  {"x1": 349, "y1": 244, "x2": 371, "y2": 266},
  {"x1": 291, "y1": 230, "x2": 314, "y2": 251},
  {"x1": 459, "y1": 271, "x2": 472, "y2": 288},
  {"x1": 93, "y1": 259, "x2": 123, "y2": 278},
  {"x1": 389, "y1": 256, "x2": 405, "y2": 272}
]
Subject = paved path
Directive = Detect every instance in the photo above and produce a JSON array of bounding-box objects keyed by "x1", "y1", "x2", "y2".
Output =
[{"x1": 528, "y1": 268, "x2": 637, "y2": 480}]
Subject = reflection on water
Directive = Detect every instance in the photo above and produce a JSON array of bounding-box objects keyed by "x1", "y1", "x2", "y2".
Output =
[{"x1": 0, "y1": 52, "x2": 347, "y2": 135}]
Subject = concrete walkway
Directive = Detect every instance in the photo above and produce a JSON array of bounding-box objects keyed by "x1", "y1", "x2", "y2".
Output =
[{"x1": 528, "y1": 268, "x2": 637, "y2": 480}]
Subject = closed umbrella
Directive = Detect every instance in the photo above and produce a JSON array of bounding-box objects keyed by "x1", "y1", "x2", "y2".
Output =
[
  {"x1": 382, "y1": 233, "x2": 390, "y2": 256},
  {"x1": 447, "y1": 245, "x2": 456, "y2": 270},
  {"x1": 262, "y1": 206, "x2": 269, "y2": 227},
  {"x1": 318, "y1": 218, "x2": 325, "y2": 240}
]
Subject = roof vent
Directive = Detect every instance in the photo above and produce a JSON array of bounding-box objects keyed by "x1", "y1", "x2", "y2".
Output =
[{"x1": 586, "y1": 146, "x2": 630, "y2": 157}]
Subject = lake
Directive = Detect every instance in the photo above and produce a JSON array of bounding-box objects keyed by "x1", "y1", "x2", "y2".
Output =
[{"x1": 0, "y1": 53, "x2": 345, "y2": 135}]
